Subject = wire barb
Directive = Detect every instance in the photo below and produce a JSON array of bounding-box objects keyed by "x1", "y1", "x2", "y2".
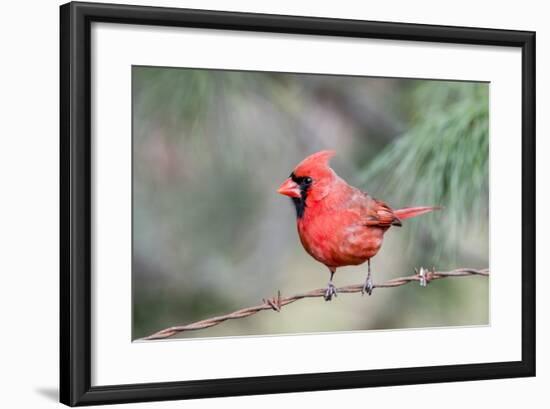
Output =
[
  {"x1": 139, "y1": 267, "x2": 489, "y2": 341},
  {"x1": 263, "y1": 290, "x2": 282, "y2": 312}
]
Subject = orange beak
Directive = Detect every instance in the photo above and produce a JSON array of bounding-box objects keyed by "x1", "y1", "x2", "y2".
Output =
[{"x1": 277, "y1": 178, "x2": 301, "y2": 198}]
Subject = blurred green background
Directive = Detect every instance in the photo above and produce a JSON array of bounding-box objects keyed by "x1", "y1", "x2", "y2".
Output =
[{"x1": 132, "y1": 66, "x2": 489, "y2": 340}]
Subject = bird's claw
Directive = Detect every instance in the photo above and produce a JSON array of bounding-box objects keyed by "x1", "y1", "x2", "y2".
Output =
[
  {"x1": 362, "y1": 277, "x2": 374, "y2": 296},
  {"x1": 324, "y1": 282, "x2": 338, "y2": 301}
]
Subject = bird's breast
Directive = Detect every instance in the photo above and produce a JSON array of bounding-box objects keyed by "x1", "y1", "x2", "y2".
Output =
[{"x1": 297, "y1": 209, "x2": 384, "y2": 268}]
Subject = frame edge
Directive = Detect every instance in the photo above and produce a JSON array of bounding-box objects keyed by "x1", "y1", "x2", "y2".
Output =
[
  {"x1": 521, "y1": 31, "x2": 536, "y2": 377},
  {"x1": 60, "y1": 1, "x2": 94, "y2": 406}
]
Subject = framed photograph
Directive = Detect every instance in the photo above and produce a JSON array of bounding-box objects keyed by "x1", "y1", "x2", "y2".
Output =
[{"x1": 60, "y1": 1, "x2": 535, "y2": 406}]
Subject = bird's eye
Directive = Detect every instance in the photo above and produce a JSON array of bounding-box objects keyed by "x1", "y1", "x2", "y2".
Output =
[{"x1": 303, "y1": 177, "x2": 312, "y2": 185}]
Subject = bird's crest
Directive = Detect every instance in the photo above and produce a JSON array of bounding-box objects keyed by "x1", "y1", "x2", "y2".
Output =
[{"x1": 293, "y1": 150, "x2": 336, "y2": 177}]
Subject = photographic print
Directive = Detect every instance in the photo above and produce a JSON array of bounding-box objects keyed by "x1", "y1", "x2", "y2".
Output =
[
  {"x1": 59, "y1": 2, "x2": 536, "y2": 406},
  {"x1": 132, "y1": 66, "x2": 489, "y2": 341},
  {"x1": 61, "y1": 4, "x2": 535, "y2": 404}
]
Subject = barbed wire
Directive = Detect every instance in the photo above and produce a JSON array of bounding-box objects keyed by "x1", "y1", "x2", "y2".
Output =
[{"x1": 139, "y1": 267, "x2": 489, "y2": 341}]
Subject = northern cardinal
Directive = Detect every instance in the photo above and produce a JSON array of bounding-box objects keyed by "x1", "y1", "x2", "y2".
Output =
[{"x1": 277, "y1": 150, "x2": 439, "y2": 300}]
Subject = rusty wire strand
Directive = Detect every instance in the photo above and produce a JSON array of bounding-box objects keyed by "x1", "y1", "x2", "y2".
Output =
[{"x1": 139, "y1": 267, "x2": 489, "y2": 341}]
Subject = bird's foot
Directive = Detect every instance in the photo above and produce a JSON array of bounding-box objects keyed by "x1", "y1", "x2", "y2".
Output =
[
  {"x1": 362, "y1": 276, "x2": 374, "y2": 296},
  {"x1": 324, "y1": 282, "x2": 338, "y2": 301}
]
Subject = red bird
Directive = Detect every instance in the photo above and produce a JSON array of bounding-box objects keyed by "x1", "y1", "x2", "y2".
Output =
[{"x1": 277, "y1": 150, "x2": 439, "y2": 301}]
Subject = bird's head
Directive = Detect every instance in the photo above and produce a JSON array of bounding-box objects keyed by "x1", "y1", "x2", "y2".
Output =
[{"x1": 277, "y1": 150, "x2": 336, "y2": 218}]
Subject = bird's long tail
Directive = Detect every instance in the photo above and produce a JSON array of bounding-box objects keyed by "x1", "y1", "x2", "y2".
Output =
[{"x1": 394, "y1": 206, "x2": 441, "y2": 221}]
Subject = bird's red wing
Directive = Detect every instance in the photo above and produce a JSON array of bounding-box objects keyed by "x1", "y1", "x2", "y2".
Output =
[{"x1": 363, "y1": 197, "x2": 401, "y2": 227}]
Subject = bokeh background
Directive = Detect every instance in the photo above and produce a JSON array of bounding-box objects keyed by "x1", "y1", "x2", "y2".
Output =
[{"x1": 132, "y1": 66, "x2": 489, "y2": 340}]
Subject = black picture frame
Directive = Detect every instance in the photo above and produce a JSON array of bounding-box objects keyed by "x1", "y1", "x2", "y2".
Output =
[{"x1": 60, "y1": 1, "x2": 536, "y2": 406}]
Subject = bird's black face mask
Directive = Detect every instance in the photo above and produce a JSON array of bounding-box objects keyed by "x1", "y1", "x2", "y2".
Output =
[{"x1": 289, "y1": 173, "x2": 313, "y2": 219}]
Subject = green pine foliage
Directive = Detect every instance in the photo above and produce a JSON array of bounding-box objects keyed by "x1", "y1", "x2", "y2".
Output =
[{"x1": 359, "y1": 81, "x2": 489, "y2": 255}]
